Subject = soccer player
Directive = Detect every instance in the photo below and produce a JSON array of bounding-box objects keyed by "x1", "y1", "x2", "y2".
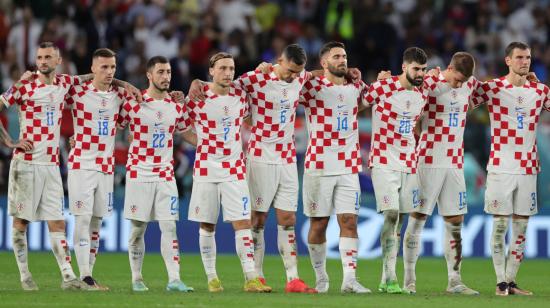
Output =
[
  {"x1": 65, "y1": 48, "x2": 134, "y2": 290},
  {"x1": 400, "y1": 52, "x2": 479, "y2": 295},
  {"x1": 186, "y1": 52, "x2": 272, "y2": 293},
  {"x1": 471, "y1": 42, "x2": 549, "y2": 296},
  {"x1": 0, "y1": 42, "x2": 84, "y2": 291},
  {"x1": 364, "y1": 47, "x2": 428, "y2": 294},
  {"x1": 300, "y1": 41, "x2": 370, "y2": 294},
  {"x1": 119, "y1": 56, "x2": 197, "y2": 292},
  {"x1": 235, "y1": 44, "x2": 316, "y2": 293}
]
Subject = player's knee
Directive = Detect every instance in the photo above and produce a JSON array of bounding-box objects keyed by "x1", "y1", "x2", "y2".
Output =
[
  {"x1": 338, "y1": 214, "x2": 357, "y2": 232},
  {"x1": 47, "y1": 220, "x2": 66, "y2": 232},
  {"x1": 309, "y1": 218, "x2": 329, "y2": 234},
  {"x1": 276, "y1": 211, "x2": 296, "y2": 227},
  {"x1": 384, "y1": 210, "x2": 399, "y2": 224},
  {"x1": 411, "y1": 212, "x2": 428, "y2": 220},
  {"x1": 252, "y1": 211, "x2": 267, "y2": 229},
  {"x1": 12, "y1": 218, "x2": 29, "y2": 231},
  {"x1": 200, "y1": 223, "x2": 216, "y2": 233},
  {"x1": 443, "y1": 214, "x2": 463, "y2": 224},
  {"x1": 232, "y1": 219, "x2": 251, "y2": 230}
]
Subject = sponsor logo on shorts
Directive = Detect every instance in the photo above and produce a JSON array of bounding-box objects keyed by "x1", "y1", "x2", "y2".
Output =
[
  {"x1": 412, "y1": 189, "x2": 421, "y2": 208},
  {"x1": 130, "y1": 205, "x2": 138, "y2": 214},
  {"x1": 75, "y1": 200, "x2": 84, "y2": 209}
]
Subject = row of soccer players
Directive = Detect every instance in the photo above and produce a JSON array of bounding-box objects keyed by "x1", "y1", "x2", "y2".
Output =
[{"x1": 2, "y1": 39, "x2": 545, "y2": 296}]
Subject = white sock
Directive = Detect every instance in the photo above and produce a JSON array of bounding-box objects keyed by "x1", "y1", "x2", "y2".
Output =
[
  {"x1": 235, "y1": 229, "x2": 256, "y2": 280},
  {"x1": 89, "y1": 216, "x2": 102, "y2": 275},
  {"x1": 199, "y1": 228, "x2": 218, "y2": 281},
  {"x1": 308, "y1": 242, "x2": 327, "y2": 282},
  {"x1": 128, "y1": 220, "x2": 147, "y2": 282},
  {"x1": 49, "y1": 231, "x2": 77, "y2": 282},
  {"x1": 12, "y1": 229, "x2": 31, "y2": 281},
  {"x1": 403, "y1": 216, "x2": 425, "y2": 286},
  {"x1": 380, "y1": 210, "x2": 399, "y2": 282},
  {"x1": 505, "y1": 219, "x2": 528, "y2": 283},
  {"x1": 159, "y1": 221, "x2": 180, "y2": 282},
  {"x1": 278, "y1": 225, "x2": 299, "y2": 281},
  {"x1": 491, "y1": 216, "x2": 509, "y2": 283},
  {"x1": 339, "y1": 237, "x2": 358, "y2": 281},
  {"x1": 444, "y1": 221, "x2": 463, "y2": 283},
  {"x1": 251, "y1": 228, "x2": 265, "y2": 278},
  {"x1": 74, "y1": 215, "x2": 92, "y2": 278}
]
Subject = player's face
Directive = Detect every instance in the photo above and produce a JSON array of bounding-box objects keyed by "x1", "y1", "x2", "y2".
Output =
[
  {"x1": 506, "y1": 48, "x2": 531, "y2": 76},
  {"x1": 277, "y1": 56, "x2": 305, "y2": 83},
  {"x1": 447, "y1": 69, "x2": 467, "y2": 89},
  {"x1": 323, "y1": 47, "x2": 347, "y2": 78},
  {"x1": 91, "y1": 56, "x2": 116, "y2": 85},
  {"x1": 210, "y1": 58, "x2": 235, "y2": 88},
  {"x1": 35, "y1": 47, "x2": 61, "y2": 75},
  {"x1": 148, "y1": 63, "x2": 171, "y2": 92},
  {"x1": 403, "y1": 61, "x2": 427, "y2": 87}
]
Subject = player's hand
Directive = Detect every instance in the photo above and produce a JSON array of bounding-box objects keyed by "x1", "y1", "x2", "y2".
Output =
[
  {"x1": 377, "y1": 70, "x2": 392, "y2": 80},
  {"x1": 170, "y1": 91, "x2": 185, "y2": 104},
  {"x1": 347, "y1": 68, "x2": 362, "y2": 83},
  {"x1": 427, "y1": 66, "x2": 441, "y2": 77},
  {"x1": 128, "y1": 134, "x2": 134, "y2": 143},
  {"x1": 19, "y1": 70, "x2": 35, "y2": 81},
  {"x1": 69, "y1": 136, "x2": 75, "y2": 149},
  {"x1": 255, "y1": 62, "x2": 272, "y2": 74},
  {"x1": 527, "y1": 72, "x2": 539, "y2": 82},
  {"x1": 188, "y1": 79, "x2": 206, "y2": 101},
  {"x1": 125, "y1": 82, "x2": 143, "y2": 103},
  {"x1": 6, "y1": 138, "x2": 33, "y2": 152}
]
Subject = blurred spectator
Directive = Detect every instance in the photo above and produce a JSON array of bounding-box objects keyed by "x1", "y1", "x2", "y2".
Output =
[{"x1": 7, "y1": 5, "x2": 42, "y2": 70}]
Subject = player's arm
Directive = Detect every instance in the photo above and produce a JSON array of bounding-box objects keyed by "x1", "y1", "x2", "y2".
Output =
[{"x1": 0, "y1": 91, "x2": 33, "y2": 151}]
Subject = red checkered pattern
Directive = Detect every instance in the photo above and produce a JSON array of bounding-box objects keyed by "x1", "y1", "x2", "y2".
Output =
[
  {"x1": 237, "y1": 68, "x2": 309, "y2": 164},
  {"x1": 345, "y1": 249, "x2": 357, "y2": 269},
  {"x1": 471, "y1": 77, "x2": 550, "y2": 174},
  {"x1": 511, "y1": 234, "x2": 525, "y2": 261},
  {"x1": 90, "y1": 231, "x2": 99, "y2": 255},
  {"x1": 365, "y1": 76, "x2": 428, "y2": 173},
  {"x1": 1, "y1": 74, "x2": 79, "y2": 164},
  {"x1": 299, "y1": 76, "x2": 366, "y2": 176},
  {"x1": 66, "y1": 81, "x2": 132, "y2": 174},
  {"x1": 187, "y1": 84, "x2": 249, "y2": 182},
  {"x1": 417, "y1": 75, "x2": 479, "y2": 169},
  {"x1": 119, "y1": 90, "x2": 190, "y2": 182}
]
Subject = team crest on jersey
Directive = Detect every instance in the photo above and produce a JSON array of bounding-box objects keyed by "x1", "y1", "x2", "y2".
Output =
[
  {"x1": 451, "y1": 90, "x2": 457, "y2": 99},
  {"x1": 101, "y1": 99, "x2": 107, "y2": 108},
  {"x1": 156, "y1": 111, "x2": 163, "y2": 120},
  {"x1": 130, "y1": 205, "x2": 138, "y2": 213},
  {"x1": 223, "y1": 105, "x2": 230, "y2": 116},
  {"x1": 337, "y1": 94, "x2": 344, "y2": 102},
  {"x1": 405, "y1": 100, "x2": 411, "y2": 109},
  {"x1": 282, "y1": 89, "x2": 288, "y2": 98},
  {"x1": 75, "y1": 200, "x2": 84, "y2": 209},
  {"x1": 48, "y1": 93, "x2": 54, "y2": 103},
  {"x1": 517, "y1": 96, "x2": 524, "y2": 105}
]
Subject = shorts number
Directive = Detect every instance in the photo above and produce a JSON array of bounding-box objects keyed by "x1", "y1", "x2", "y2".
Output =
[
  {"x1": 448, "y1": 113, "x2": 458, "y2": 127},
  {"x1": 354, "y1": 192, "x2": 360, "y2": 210},
  {"x1": 399, "y1": 119, "x2": 411, "y2": 134},
  {"x1": 242, "y1": 196, "x2": 249, "y2": 215},
  {"x1": 458, "y1": 191, "x2": 467, "y2": 210},
  {"x1": 170, "y1": 196, "x2": 178, "y2": 215},
  {"x1": 530, "y1": 192, "x2": 537, "y2": 211},
  {"x1": 152, "y1": 133, "x2": 165, "y2": 148},
  {"x1": 412, "y1": 189, "x2": 420, "y2": 208},
  {"x1": 98, "y1": 120, "x2": 109, "y2": 135},
  {"x1": 107, "y1": 192, "x2": 113, "y2": 212},
  {"x1": 337, "y1": 116, "x2": 348, "y2": 131}
]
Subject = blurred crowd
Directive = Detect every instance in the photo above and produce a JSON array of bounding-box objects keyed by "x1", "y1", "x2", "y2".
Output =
[{"x1": 2, "y1": 0, "x2": 550, "y2": 205}]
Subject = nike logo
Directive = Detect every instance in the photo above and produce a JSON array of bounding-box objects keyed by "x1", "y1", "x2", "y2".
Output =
[
  {"x1": 515, "y1": 106, "x2": 525, "y2": 112},
  {"x1": 222, "y1": 117, "x2": 230, "y2": 122},
  {"x1": 154, "y1": 122, "x2": 162, "y2": 127},
  {"x1": 337, "y1": 105, "x2": 346, "y2": 109},
  {"x1": 280, "y1": 99, "x2": 289, "y2": 104},
  {"x1": 403, "y1": 111, "x2": 410, "y2": 115},
  {"x1": 98, "y1": 109, "x2": 107, "y2": 114},
  {"x1": 450, "y1": 101, "x2": 458, "y2": 105}
]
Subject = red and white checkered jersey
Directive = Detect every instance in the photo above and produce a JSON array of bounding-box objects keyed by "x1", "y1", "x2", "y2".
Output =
[
  {"x1": 471, "y1": 77, "x2": 550, "y2": 174},
  {"x1": 417, "y1": 74, "x2": 479, "y2": 169},
  {"x1": 237, "y1": 67, "x2": 310, "y2": 164},
  {"x1": 66, "y1": 81, "x2": 131, "y2": 174},
  {"x1": 186, "y1": 84, "x2": 249, "y2": 182},
  {"x1": 299, "y1": 76, "x2": 366, "y2": 176},
  {"x1": 365, "y1": 76, "x2": 428, "y2": 173},
  {"x1": 0, "y1": 74, "x2": 80, "y2": 165},
  {"x1": 119, "y1": 90, "x2": 191, "y2": 182}
]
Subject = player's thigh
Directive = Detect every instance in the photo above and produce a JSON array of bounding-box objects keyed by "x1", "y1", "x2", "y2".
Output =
[
  {"x1": 124, "y1": 181, "x2": 155, "y2": 222},
  {"x1": 68, "y1": 169, "x2": 97, "y2": 216},
  {"x1": 153, "y1": 181, "x2": 180, "y2": 221},
  {"x1": 188, "y1": 181, "x2": 221, "y2": 224},
  {"x1": 438, "y1": 169, "x2": 468, "y2": 216},
  {"x1": 334, "y1": 173, "x2": 361, "y2": 215},
  {"x1": 247, "y1": 160, "x2": 279, "y2": 213},
  {"x1": 37, "y1": 165, "x2": 65, "y2": 221},
  {"x1": 219, "y1": 180, "x2": 251, "y2": 222},
  {"x1": 416, "y1": 168, "x2": 445, "y2": 216},
  {"x1": 514, "y1": 174, "x2": 538, "y2": 216},
  {"x1": 8, "y1": 160, "x2": 38, "y2": 221},
  {"x1": 400, "y1": 172, "x2": 421, "y2": 213},
  {"x1": 371, "y1": 168, "x2": 401, "y2": 213},
  {"x1": 303, "y1": 173, "x2": 336, "y2": 217},
  {"x1": 484, "y1": 173, "x2": 515, "y2": 215},
  {"x1": 272, "y1": 163, "x2": 299, "y2": 212},
  {"x1": 94, "y1": 172, "x2": 114, "y2": 218}
]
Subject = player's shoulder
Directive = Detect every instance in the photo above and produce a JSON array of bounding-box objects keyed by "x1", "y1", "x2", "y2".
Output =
[{"x1": 528, "y1": 80, "x2": 550, "y2": 93}]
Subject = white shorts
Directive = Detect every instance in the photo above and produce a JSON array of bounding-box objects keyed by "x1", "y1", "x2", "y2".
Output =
[
  {"x1": 124, "y1": 180, "x2": 179, "y2": 222},
  {"x1": 484, "y1": 173, "x2": 538, "y2": 216},
  {"x1": 417, "y1": 168, "x2": 468, "y2": 216},
  {"x1": 303, "y1": 173, "x2": 360, "y2": 217},
  {"x1": 247, "y1": 160, "x2": 298, "y2": 213},
  {"x1": 371, "y1": 168, "x2": 420, "y2": 213},
  {"x1": 188, "y1": 180, "x2": 251, "y2": 224},
  {"x1": 8, "y1": 160, "x2": 64, "y2": 221},
  {"x1": 68, "y1": 169, "x2": 114, "y2": 217}
]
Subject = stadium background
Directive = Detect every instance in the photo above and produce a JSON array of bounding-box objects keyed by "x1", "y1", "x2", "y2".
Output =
[{"x1": 0, "y1": 0, "x2": 550, "y2": 259}]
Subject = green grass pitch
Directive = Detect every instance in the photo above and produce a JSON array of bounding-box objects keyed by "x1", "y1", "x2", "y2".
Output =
[{"x1": 0, "y1": 252, "x2": 549, "y2": 307}]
